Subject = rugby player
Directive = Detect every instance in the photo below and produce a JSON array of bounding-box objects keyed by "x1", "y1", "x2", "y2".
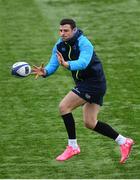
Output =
[{"x1": 33, "y1": 19, "x2": 134, "y2": 163}]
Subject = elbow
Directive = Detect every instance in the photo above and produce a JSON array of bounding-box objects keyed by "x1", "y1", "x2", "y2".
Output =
[{"x1": 79, "y1": 61, "x2": 89, "y2": 70}]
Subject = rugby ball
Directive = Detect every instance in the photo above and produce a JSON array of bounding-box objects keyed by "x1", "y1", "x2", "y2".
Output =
[{"x1": 11, "y1": 61, "x2": 31, "y2": 77}]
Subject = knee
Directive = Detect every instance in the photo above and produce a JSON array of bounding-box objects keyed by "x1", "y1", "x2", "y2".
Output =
[
  {"x1": 84, "y1": 122, "x2": 92, "y2": 129},
  {"x1": 84, "y1": 119, "x2": 97, "y2": 129},
  {"x1": 59, "y1": 101, "x2": 69, "y2": 115}
]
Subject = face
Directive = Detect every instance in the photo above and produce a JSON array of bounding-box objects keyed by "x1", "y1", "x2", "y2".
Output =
[{"x1": 59, "y1": 24, "x2": 75, "y2": 41}]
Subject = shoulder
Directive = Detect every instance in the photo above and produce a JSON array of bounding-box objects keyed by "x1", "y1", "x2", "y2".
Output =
[
  {"x1": 78, "y1": 35, "x2": 93, "y2": 47},
  {"x1": 55, "y1": 38, "x2": 62, "y2": 46},
  {"x1": 52, "y1": 38, "x2": 62, "y2": 52},
  {"x1": 78, "y1": 35, "x2": 94, "y2": 50}
]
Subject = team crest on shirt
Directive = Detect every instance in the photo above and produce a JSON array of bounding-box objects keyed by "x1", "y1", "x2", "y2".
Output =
[{"x1": 62, "y1": 47, "x2": 66, "y2": 51}]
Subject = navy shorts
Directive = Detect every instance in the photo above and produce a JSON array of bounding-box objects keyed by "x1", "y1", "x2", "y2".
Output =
[{"x1": 72, "y1": 78, "x2": 106, "y2": 106}]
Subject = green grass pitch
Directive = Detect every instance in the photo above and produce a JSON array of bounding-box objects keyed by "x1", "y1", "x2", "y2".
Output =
[{"x1": 0, "y1": 0, "x2": 140, "y2": 178}]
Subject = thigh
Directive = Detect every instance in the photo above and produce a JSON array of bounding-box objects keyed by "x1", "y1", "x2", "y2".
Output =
[
  {"x1": 83, "y1": 103, "x2": 100, "y2": 128},
  {"x1": 59, "y1": 91, "x2": 86, "y2": 114}
]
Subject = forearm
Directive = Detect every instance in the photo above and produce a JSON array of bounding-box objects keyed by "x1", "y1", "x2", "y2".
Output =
[
  {"x1": 44, "y1": 63, "x2": 59, "y2": 76},
  {"x1": 67, "y1": 58, "x2": 88, "y2": 71}
]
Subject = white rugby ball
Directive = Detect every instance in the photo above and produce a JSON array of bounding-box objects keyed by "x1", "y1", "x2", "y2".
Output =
[{"x1": 11, "y1": 61, "x2": 31, "y2": 77}]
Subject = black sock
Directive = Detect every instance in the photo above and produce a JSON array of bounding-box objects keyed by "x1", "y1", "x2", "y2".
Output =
[
  {"x1": 94, "y1": 121, "x2": 119, "y2": 140},
  {"x1": 61, "y1": 113, "x2": 76, "y2": 139}
]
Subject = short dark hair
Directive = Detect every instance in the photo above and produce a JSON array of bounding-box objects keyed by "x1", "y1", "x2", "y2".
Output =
[{"x1": 60, "y1": 18, "x2": 76, "y2": 29}]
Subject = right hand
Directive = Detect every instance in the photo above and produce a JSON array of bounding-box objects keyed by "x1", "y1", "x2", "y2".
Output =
[
  {"x1": 32, "y1": 63, "x2": 46, "y2": 79},
  {"x1": 57, "y1": 51, "x2": 69, "y2": 68}
]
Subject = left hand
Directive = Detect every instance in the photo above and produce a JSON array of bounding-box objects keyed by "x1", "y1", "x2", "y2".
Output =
[
  {"x1": 32, "y1": 63, "x2": 45, "y2": 79},
  {"x1": 57, "y1": 51, "x2": 69, "y2": 68}
]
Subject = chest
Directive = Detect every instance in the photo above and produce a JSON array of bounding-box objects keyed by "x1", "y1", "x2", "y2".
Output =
[{"x1": 57, "y1": 41, "x2": 80, "y2": 61}]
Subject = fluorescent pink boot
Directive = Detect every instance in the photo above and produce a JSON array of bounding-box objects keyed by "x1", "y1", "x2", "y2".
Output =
[
  {"x1": 120, "y1": 138, "x2": 134, "y2": 164},
  {"x1": 56, "y1": 145, "x2": 80, "y2": 161}
]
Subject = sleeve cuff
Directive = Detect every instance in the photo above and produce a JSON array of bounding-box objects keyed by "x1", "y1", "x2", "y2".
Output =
[
  {"x1": 67, "y1": 61, "x2": 71, "y2": 70},
  {"x1": 42, "y1": 69, "x2": 48, "y2": 78}
]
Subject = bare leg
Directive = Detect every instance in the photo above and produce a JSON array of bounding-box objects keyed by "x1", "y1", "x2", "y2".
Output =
[
  {"x1": 83, "y1": 102, "x2": 119, "y2": 140},
  {"x1": 59, "y1": 91, "x2": 86, "y2": 115},
  {"x1": 83, "y1": 103, "x2": 100, "y2": 129},
  {"x1": 56, "y1": 91, "x2": 86, "y2": 161}
]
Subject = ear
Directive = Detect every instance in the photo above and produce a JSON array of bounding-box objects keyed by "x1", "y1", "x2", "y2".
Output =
[{"x1": 73, "y1": 27, "x2": 77, "y2": 32}]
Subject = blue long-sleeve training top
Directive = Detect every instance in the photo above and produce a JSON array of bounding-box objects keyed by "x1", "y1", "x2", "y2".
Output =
[
  {"x1": 45, "y1": 35, "x2": 94, "y2": 75},
  {"x1": 44, "y1": 29, "x2": 105, "y2": 83}
]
